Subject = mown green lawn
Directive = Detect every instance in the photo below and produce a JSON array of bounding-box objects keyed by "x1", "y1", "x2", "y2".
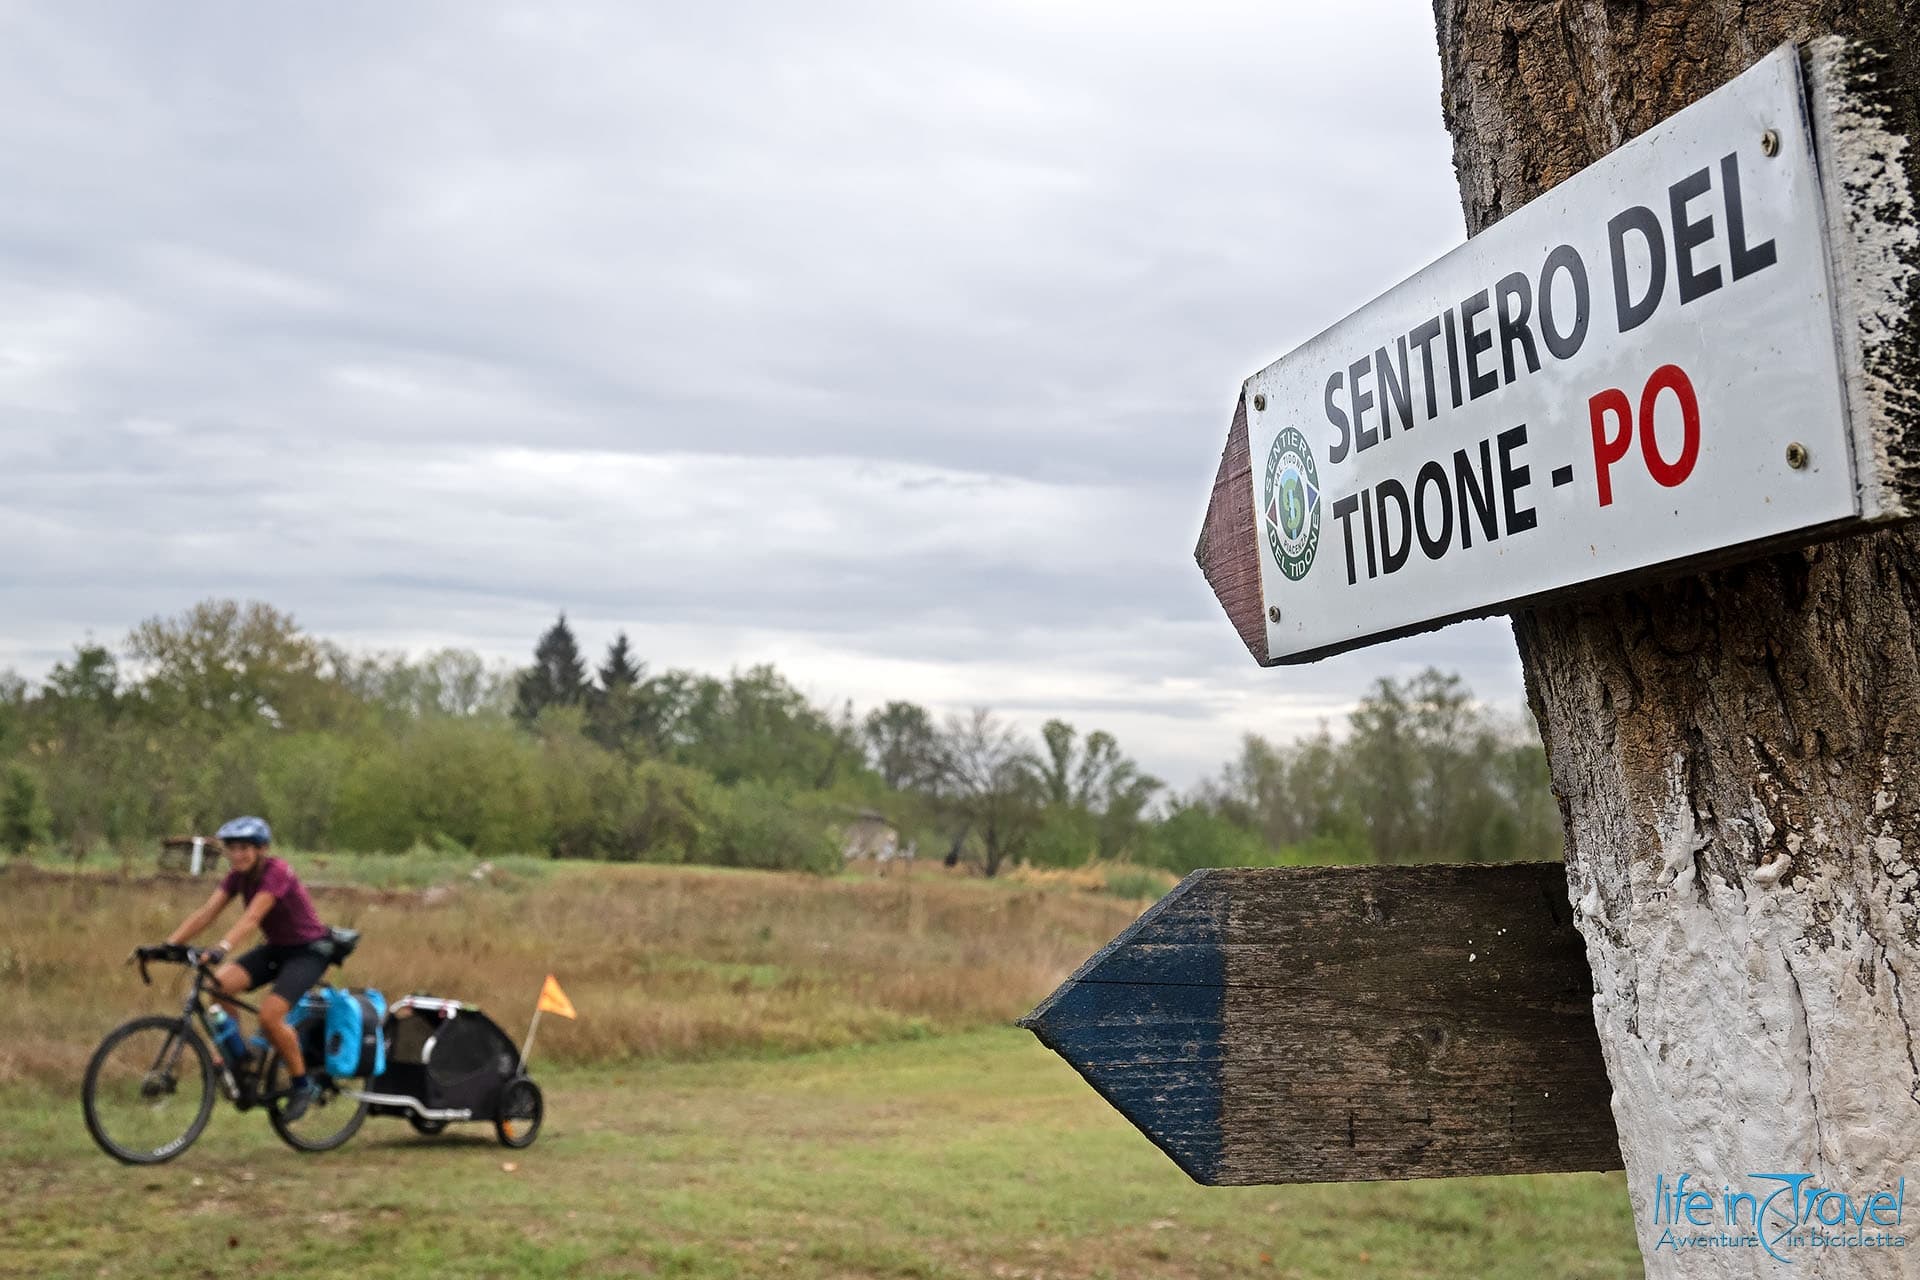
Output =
[{"x1": 3, "y1": 1028, "x2": 1639, "y2": 1280}]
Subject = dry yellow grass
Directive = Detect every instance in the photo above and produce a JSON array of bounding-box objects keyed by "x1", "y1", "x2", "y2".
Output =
[
  {"x1": 1003, "y1": 859, "x2": 1180, "y2": 896},
  {"x1": 0, "y1": 861, "x2": 1144, "y2": 1086}
]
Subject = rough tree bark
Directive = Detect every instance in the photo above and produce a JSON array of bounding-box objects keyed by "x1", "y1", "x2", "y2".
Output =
[{"x1": 1434, "y1": 4, "x2": 1920, "y2": 1276}]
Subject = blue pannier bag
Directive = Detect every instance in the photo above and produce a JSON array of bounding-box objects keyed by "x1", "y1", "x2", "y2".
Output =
[{"x1": 323, "y1": 986, "x2": 387, "y2": 1078}]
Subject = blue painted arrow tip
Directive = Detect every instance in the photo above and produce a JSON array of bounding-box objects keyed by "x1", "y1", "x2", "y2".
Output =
[{"x1": 1020, "y1": 871, "x2": 1227, "y2": 1184}]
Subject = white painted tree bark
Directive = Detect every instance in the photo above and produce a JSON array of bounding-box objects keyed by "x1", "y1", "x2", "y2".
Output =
[{"x1": 1434, "y1": 8, "x2": 1920, "y2": 1277}]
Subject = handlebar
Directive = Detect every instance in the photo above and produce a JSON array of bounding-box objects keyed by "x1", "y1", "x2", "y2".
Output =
[{"x1": 132, "y1": 943, "x2": 213, "y2": 986}]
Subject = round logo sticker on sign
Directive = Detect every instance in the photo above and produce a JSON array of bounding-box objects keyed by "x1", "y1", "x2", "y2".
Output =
[{"x1": 1262, "y1": 426, "x2": 1321, "y2": 582}]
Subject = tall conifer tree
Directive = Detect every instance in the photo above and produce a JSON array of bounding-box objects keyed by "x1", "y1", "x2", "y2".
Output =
[
  {"x1": 598, "y1": 632, "x2": 642, "y2": 689},
  {"x1": 589, "y1": 630, "x2": 650, "y2": 753},
  {"x1": 513, "y1": 613, "x2": 589, "y2": 726}
]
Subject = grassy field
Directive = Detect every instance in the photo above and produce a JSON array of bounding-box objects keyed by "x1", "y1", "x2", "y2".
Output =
[
  {"x1": 1, "y1": 857, "x2": 1145, "y2": 1083},
  {"x1": 0, "y1": 856, "x2": 1641, "y2": 1278},
  {"x1": 2, "y1": 1030, "x2": 1639, "y2": 1280}
]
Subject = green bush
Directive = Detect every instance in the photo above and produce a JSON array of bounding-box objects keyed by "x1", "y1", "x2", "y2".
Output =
[
  {"x1": 1102, "y1": 866, "x2": 1175, "y2": 900},
  {"x1": 333, "y1": 718, "x2": 548, "y2": 853},
  {"x1": 1141, "y1": 805, "x2": 1271, "y2": 874},
  {"x1": 537, "y1": 714, "x2": 630, "y2": 860},
  {"x1": 703, "y1": 781, "x2": 841, "y2": 874},
  {"x1": 616, "y1": 759, "x2": 718, "y2": 863},
  {"x1": 1266, "y1": 832, "x2": 1375, "y2": 866},
  {"x1": 544, "y1": 730, "x2": 724, "y2": 864},
  {"x1": 2, "y1": 763, "x2": 49, "y2": 853},
  {"x1": 1023, "y1": 805, "x2": 1099, "y2": 868}
]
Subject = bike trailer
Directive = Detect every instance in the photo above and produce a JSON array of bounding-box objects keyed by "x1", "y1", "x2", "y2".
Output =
[{"x1": 361, "y1": 996, "x2": 524, "y2": 1115}]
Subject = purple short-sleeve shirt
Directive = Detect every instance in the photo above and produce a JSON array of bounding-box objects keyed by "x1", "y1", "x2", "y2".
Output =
[{"x1": 220, "y1": 856, "x2": 328, "y2": 946}]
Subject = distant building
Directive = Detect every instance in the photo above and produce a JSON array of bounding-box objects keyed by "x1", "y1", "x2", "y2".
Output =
[{"x1": 841, "y1": 812, "x2": 914, "y2": 868}]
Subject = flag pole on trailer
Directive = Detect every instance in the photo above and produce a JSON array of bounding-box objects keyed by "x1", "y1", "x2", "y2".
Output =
[
  {"x1": 522, "y1": 974, "x2": 576, "y2": 1072},
  {"x1": 521, "y1": 1009, "x2": 543, "y2": 1072}
]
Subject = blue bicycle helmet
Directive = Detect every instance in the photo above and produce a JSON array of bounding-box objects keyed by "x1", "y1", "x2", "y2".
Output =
[{"x1": 216, "y1": 815, "x2": 272, "y2": 845}]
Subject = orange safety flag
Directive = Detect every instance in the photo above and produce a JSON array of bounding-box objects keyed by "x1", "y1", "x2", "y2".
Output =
[{"x1": 536, "y1": 974, "x2": 577, "y2": 1019}]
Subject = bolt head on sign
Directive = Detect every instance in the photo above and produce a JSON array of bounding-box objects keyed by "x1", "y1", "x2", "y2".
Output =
[{"x1": 1220, "y1": 45, "x2": 1873, "y2": 666}]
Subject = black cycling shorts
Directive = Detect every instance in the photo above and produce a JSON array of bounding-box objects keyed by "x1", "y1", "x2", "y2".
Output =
[{"x1": 235, "y1": 943, "x2": 329, "y2": 1004}]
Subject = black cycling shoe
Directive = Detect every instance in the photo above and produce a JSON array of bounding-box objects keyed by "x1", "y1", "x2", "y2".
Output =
[{"x1": 280, "y1": 1081, "x2": 321, "y2": 1123}]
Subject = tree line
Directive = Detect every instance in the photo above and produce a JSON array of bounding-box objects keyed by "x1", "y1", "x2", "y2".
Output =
[{"x1": 0, "y1": 599, "x2": 1561, "y2": 872}]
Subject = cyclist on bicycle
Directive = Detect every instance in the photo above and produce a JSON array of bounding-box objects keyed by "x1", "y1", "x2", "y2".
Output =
[{"x1": 159, "y1": 816, "x2": 331, "y2": 1121}]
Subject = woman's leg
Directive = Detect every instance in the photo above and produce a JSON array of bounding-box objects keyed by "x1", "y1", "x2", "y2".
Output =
[
  {"x1": 212, "y1": 962, "x2": 250, "y2": 1014},
  {"x1": 259, "y1": 993, "x2": 304, "y2": 1077},
  {"x1": 262, "y1": 948, "x2": 330, "y2": 1081},
  {"x1": 219, "y1": 948, "x2": 277, "y2": 1021}
]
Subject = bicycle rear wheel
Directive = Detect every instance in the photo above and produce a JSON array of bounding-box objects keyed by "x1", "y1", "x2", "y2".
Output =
[
  {"x1": 263, "y1": 1053, "x2": 366, "y2": 1153},
  {"x1": 81, "y1": 1016, "x2": 216, "y2": 1164}
]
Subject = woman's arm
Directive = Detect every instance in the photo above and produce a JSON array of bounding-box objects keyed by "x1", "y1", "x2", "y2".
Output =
[
  {"x1": 213, "y1": 892, "x2": 278, "y2": 954},
  {"x1": 165, "y1": 888, "x2": 232, "y2": 945}
]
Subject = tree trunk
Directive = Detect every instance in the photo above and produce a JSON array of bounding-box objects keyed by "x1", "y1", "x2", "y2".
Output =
[{"x1": 1435, "y1": 4, "x2": 1920, "y2": 1275}]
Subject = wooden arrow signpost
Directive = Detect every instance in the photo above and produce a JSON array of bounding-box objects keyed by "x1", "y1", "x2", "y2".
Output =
[
  {"x1": 1024, "y1": 36, "x2": 1920, "y2": 1245},
  {"x1": 1020, "y1": 863, "x2": 1618, "y2": 1184}
]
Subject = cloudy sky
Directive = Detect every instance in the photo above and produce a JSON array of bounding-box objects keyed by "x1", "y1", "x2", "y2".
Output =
[{"x1": 0, "y1": 1, "x2": 1527, "y2": 789}]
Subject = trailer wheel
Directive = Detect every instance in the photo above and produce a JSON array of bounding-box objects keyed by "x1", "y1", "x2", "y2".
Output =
[
  {"x1": 407, "y1": 1113, "x2": 448, "y2": 1136},
  {"x1": 495, "y1": 1078, "x2": 543, "y2": 1149}
]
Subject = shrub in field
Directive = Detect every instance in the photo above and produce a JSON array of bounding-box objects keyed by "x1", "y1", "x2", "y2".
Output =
[
  {"x1": 1141, "y1": 804, "x2": 1271, "y2": 873},
  {"x1": 703, "y1": 781, "x2": 841, "y2": 874},
  {"x1": 1100, "y1": 865, "x2": 1178, "y2": 900},
  {"x1": 614, "y1": 758, "x2": 716, "y2": 863},
  {"x1": 540, "y1": 735, "x2": 720, "y2": 863},
  {"x1": 1266, "y1": 833, "x2": 1376, "y2": 866},
  {"x1": 1143, "y1": 806, "x2": 1373, "y2": 872},
  {"x1": 2, "y1": 763, "x2": 49, "y2": 853},
  {"x1": 1022, "y1": 804, "x2": 1099, "y2": 868},
  {"x1": 333, "y1": 717, "x2": 549, "y2": 853},
  {"x1": 537, "y1": 711, "x2": 630, "y2": 859}
]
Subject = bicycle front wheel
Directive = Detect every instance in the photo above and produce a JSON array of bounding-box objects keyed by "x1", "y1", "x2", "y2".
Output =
[
  {"x1": 263, "y1": 1054, "x2": 366, "y2": 1153},
  {"x1": 81, "y1": 1015, "x2": 216, "y2": 1164}
]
